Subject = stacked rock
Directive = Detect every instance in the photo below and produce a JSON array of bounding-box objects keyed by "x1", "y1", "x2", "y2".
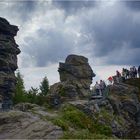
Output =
[
  {"x1": 58, "y1": 54, "x2": 95, "y2": 97},
  {"x1": 0, "y1": 17, "x2": 20, "y2": 109},
  {"x1": 48, "y1": 54, "x2": 95, "y2": 107}
]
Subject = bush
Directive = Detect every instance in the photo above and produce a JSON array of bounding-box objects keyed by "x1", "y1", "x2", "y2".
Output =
[{"x1": 52, "y1": 118, "x2": 69, "y2": 131}]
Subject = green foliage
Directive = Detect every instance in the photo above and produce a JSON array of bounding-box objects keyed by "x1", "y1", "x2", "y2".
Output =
[
  {"x1": 13, "y1": 71, "x2": 29, "y2": 104},
  {"x1": 100, "y1": 108, "x2": 113, "y2": 122},
  {"x1": 61, "y1": 105, "x2": 94, "y2": 130},
  {"x1": 62, "y1": 129, "x2": 110, "y2": 139},
  {"x1": 52, "y1": 118, "x2": 69, "y2": 131},
  {"x1": 59, "y1": 87, "x2": 66, "y2": 96},
  {"x1": 40, "y1": 76, "x2": 49, "y2": 96},
  {"x1": 26, "y1": 87, "x2": 39, "y2": 104},
  {"x1": 13, "y1": 72, "x2": 49, "y2": 106},
  {"x1": 93, "y1": 123, "x2": 112, "y2": 136},
  {"x1": 49, "y1": 104, "x2": 112, "y2": 139}
]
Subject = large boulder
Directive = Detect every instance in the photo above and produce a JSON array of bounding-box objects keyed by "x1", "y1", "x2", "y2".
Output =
[
  {"x1": 48, "y1": 55, "x2": 95, "y2": 106},
  {"x1": 59, "y1": 54, "x2": 95, "y2": 89},
  {"x1": 0, "y1": 17, "x2": 20, "y2": 108}
]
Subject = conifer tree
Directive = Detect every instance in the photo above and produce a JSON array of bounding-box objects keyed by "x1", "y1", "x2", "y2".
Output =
[
  {"x1": 13, "y1": 71, "x2": 27, "y2": 104},
  {"x1": 40, "y1": 76, "x2": 49, "y2": 96}
]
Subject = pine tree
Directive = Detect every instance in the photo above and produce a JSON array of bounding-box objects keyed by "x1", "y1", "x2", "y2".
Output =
[
  {"x1": 40, "y1": 76, "x2": 49, "y2": 96},
  {"x1": 27, "y1": 87, "x2": 39, "y2": 104},
  {"x1": 13, "y1": 71, "x2": 28, "y2": 104}
]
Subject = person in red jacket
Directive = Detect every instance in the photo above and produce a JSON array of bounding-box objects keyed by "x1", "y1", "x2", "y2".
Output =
[{"x1": 108, "y1": 76, "x2": 113, "y2": 85}]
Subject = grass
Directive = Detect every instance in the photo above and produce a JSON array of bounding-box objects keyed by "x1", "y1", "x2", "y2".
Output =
[
  {"x1": 62, "y1": 129, "x2": 110, "y2": 139},
  {"x1": 48, "y1": 104, "x2": 112, "y2": 139}
]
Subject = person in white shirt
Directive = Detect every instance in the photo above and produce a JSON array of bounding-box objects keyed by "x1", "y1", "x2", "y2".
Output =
[{"x1": 95, "y1": 81, "x2": 102, "y2": 96}]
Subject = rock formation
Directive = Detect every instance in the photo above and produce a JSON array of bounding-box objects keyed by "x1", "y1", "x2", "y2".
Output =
[
  {"x1": 69, "y1": 82, "x2": 140, "y2": 138},
  {"x1": 48, "y1": 55, "x2": 95, "y2": 106},
  {"x1": 0, "y1": 103, "x2": 63, "y2": 139},
  {"x1": 0, "y1": 17, "x2": 20, "y2": 108},
  {"x1": 59, "y1": 55, "x2": 95, "y2": 91}
]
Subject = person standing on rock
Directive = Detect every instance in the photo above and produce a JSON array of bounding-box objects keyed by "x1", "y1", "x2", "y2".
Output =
[
  {"x1": 116, "y1": 70, "x2": 121, "y2": 83},
  {"x1": 100, "y1": 80, "x2": 106, "y2": 95},
  {"x1": 108, "y1": 76, "x2": 113, "y2": 85},
  {"x1": 138, "y1": 66, "x2": 140, "y2": 78},
  {"x1": 95, "y1": 82, "x2": 101, "y2": 96},
  {"x1": 133, "y1": 66, "x2": 137, "y2": 78},
  {"x1": 129, "y1": 67, "x2": 133, "y2": 78},
  {"x1": 122, "y1": 68, "x2": 126, "y2": 82},
  {"x1": 126, "y1": 69, "x2": 130, "y2": 79}
]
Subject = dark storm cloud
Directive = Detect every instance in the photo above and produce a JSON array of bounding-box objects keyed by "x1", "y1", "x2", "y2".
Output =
[
  {"x1": 0, "y1": 1, "x2": 37, "y2": 22},
  {"x1": 1, "y1": 0, "x2": 140, "y2": 67},
  {"x1": 124, "y1": 1, "x2": 140, "y2": 11},
  {"x1": 78, "y1": 2, "x2": 140, "y2": 65},
  {"x1": 20, "y1": 1, "x2": 140, "y2": 67},
  {"x1": 52, "y1": 0, "x2": 97, "y2": 14},
  {"x1": 22, "y1": 28, "x2": 74, "y2": 67}
]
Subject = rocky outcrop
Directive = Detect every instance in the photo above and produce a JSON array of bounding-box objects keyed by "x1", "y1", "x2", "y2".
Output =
[
  {"x1": 0, "y1": 103, "x2": 63, "y2": 139},
  {"x1": 0, "y1": 17, "x2": 20, "y2": 108},
  {"x1": 67, "y1": 83, "x2": 140, "y2": 138},
  {"x1": 48, "y1": 55, "x2": 95, "y2": 107},
  {"x1": 59, "y1": 55, "x2": 95, "y2": 89}
]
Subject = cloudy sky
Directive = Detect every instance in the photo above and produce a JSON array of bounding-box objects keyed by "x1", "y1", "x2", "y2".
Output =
[{"x1": 0, "y1": 0, "x2": 140, "y2": 89}]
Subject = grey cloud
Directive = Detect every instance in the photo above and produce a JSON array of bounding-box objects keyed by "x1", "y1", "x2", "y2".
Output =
[
  {"x1": 124, "y1": 1, "x2": 140, "y2": 11},
  {"x1": 11, "y1": 1, "x2": 37, "y2": 22},
  {"x1": 1, "y1": 0, "x2": 140, "y2": 67},
  {"x1": 0, "y1": 1, "x2": 37, "y2": 22},
  {"x1": 52, "y1": 0, "x2": 96, "y2": 14},
  {"x1": 22, "y1": 28, "x2": 75, "y2": 67},
  {"x1": 78, "y1": 3, "x2": 140, "y2": 65}
]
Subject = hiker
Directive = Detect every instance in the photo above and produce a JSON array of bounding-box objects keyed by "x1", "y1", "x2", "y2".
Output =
[
  {"x1": 100, "y1": 80, "x2": 106, "y2": 95},
  {"x1": 129, "y1": 67, "x2": 134, "y2": 78},
  {"x1": 116, "y1": 70, "x2": 121, "y2": 83},
  {"x1": 122, "y1": 68, "x2": 126, "y2": 81},
  {"x1": 108, "y1": 76, "x2": 113, "y2": 85},
  {"x1": 133, "y1": 66, "x2": 137, "y2": 78},
  {"x1": 138, "y1": 66, "x2": 140, "y2": 78},
  {"x1": 126, "y1": 69, "x2": 130, "y2": 79},
  {"x1": 95, "y1": 82, "x2": 102, "y2": 96}
]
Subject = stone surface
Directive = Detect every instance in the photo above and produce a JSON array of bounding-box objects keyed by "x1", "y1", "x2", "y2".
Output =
[
  {"x1": 67, "y1": 82, "x2": 140, "y2": 138},
  {"x1": 0, "y1": 17, "x2": 20, "y2": 107},
  {"x1": 59, "y1": 54, "x2": 95, "y2": 89},
  {"x1": 48, "y1": 55, "x2": 95, "y2": 105},
  {"x1": 0, "y1": 103, "x2": 63, "y2": 139}
]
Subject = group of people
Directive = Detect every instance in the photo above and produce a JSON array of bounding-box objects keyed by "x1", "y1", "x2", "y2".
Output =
[
  {"x1": 93, "y1": 80, "x2": 106, "y2": 96},
  {"x1": 92, "y1": 66, "x2": 140, "y2": 96},
  {"x1": 122, "y1": 66, "x2": 139, "y2": 79},
  {"x1": 108, "y1": 66, "x2": 140, "y2": 85}
]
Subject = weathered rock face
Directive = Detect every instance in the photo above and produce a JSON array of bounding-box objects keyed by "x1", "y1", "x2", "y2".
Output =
[
  {"x1": 0, "y1": 17, "x2": 20, "y2": 106},
  {"x1": 59, "y1": 54, "x2": 95, "y2": 89},
  {"x1": 0, "y1": 103, "x2": 63, "y2": 139},
  {"x1": 66, "y1": 82, "x2": 140, "y2": 138},
  {"x1": 49, "y1": 55, "x2": 95, "y2": 106}
]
